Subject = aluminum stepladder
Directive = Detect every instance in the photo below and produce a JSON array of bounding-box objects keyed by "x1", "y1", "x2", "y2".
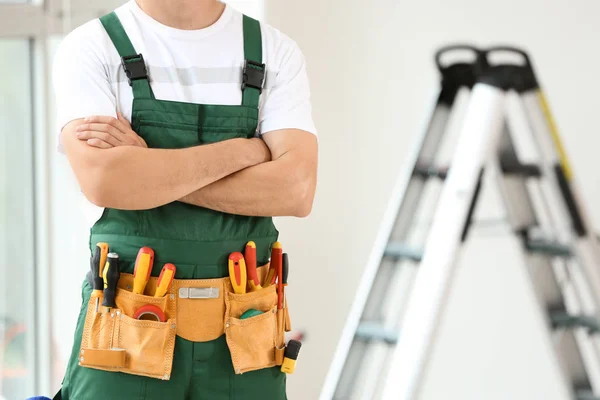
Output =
[{"x1": 320, "y1": 46, "x2": 600, "y2": 400}]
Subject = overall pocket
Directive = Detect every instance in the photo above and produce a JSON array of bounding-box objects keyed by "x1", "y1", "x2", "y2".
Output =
[
  {"x1": 224, "y1": 285, "x2": 282, "y2": 374},
  {"x1": 79, "y1": 288, "x2": 177, "y2": 380}
]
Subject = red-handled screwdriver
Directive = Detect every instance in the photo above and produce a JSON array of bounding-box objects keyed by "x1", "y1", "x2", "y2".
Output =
[
  {"x1": 133, "y1": 247, "x2": 154, "y2": 295},
  {"x1": 155, "y1": 263, "x2": 176, "y2": 297},
  {"x1": 245, "y1": 241, "x2": 261, "y2": 292},
  {"x1": 228, "y1": 252, "x2": 247, "y2": 294},
  {"x1": 264, "y1": 242, "x2": 282, "y2": 288},
  {"x1": 270, "y1": 242, "x2": 284, "y2": 309}
]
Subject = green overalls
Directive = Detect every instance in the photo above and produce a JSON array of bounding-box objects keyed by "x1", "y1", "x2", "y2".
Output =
[{"x1": 58, "y1": 11, "x2": 287, "y2": 400}]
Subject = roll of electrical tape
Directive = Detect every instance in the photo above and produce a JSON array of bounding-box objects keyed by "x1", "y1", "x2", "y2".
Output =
[{"x1": 133, "y1": 304, "x2": 166, "y2": 322}]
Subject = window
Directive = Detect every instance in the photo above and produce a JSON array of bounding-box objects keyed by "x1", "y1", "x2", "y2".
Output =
[{"x1": 0, "y1": 38, "x2": 36, "y2": 400}]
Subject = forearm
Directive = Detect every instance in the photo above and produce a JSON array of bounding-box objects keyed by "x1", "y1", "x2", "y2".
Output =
[
  {"x1": 64, "y1": 127, "x2": 267, "y2": 210},
  {"x1": 180, "y1": 156, "x2": 315, "y2": 217},
  {"x1": 95, "y1": 141, "x2": 257, "y2": 209}
]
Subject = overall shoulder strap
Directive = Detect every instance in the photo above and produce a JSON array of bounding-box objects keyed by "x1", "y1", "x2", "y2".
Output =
[
  {"x1": 99, "y1": 12, "x2": 154, "y2": 100},
  {"x1": 241, "y1": 15, "x2": 264, "y2": 109}
]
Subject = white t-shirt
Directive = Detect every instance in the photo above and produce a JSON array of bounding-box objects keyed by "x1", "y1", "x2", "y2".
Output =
[{"x1": 52, "y1": 0, "x2": 317, "y2": 224}]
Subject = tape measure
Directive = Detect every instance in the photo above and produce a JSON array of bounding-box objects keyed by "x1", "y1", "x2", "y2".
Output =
[{"x1": 240, "y1": 308, "x2": 263, "y2": 319}]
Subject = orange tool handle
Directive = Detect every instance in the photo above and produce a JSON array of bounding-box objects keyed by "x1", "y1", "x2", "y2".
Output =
[
  {"x1": 133, "y1": 247, "x2": 154, "y2": 295},
  {"x1": 264, "y1": 242, "x2": 282, "y2": 288},
  {"x1": 245, "y1": 241, "x2": 261, "y2": 291},
  {"x1": 98, "y1": 243, "x2": 109, "y2": 277},
  {"x1": 263, "y1": 265, "x2": 277, "y2": 287},
  {"x1": 270, "y1": 242, "x2": 283, "y2": 309},
  {"x1": 228, "y1": 252, "x2": 247, "y2": 294},
  {"x1": 90, "y1": 243, "x2": 109, "y2": 294},
  {"x1": 155, "y1": 263, "x2": 176, "y2": 297}
]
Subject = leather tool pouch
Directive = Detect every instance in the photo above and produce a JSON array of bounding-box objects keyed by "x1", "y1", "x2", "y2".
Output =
[
  {"x1": 79, "y1": 263, "x2": 291, "y2": 378},
  {"x1": 79, "y1": 286, "x2": 177, "y2": 380},
  {"x1": 224, "y1": 285, "x2": 280, "y2": 374},
  {"x1": 221, "y1": 263, "x2": 290, "y2": 374}
]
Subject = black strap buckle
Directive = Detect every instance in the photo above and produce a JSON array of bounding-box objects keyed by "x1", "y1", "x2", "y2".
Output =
[
  {"x1": 242, "y1": 59, "x2": 265, "y2": 93},
  {"x1": 121, "y1": 54, "x2": 148, "y2": 86}
]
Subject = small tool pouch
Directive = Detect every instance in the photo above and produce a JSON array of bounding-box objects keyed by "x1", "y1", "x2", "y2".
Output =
[
  {"x1": 223, "y1": 275, "x2": 290, "y2": 374},
  {"x1": 79, "y1": 284, "x2": 177, "y2": 380}
]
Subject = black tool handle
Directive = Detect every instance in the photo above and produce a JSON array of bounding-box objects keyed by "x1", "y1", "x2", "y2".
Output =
[
  {"x1": 90, "y1": 245, "x2": 104, "y2": 291},
  {"x1": 102, "y1": 253, "x2": 120, "y2": 308},
  {"x1": 282, "y1": 253, "x2": 289, "y2": 285},
  {"x1": 284, "y1": 340, "x2": 302, "y2": 360}
]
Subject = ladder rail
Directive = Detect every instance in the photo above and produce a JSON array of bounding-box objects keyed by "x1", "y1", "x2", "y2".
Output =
[
  {"x1": 381, "y1": 82, "x2": 507, "y2": 399},
  {"x1": 494, "y1": 123, "x2": 586, "y2": 398},
  {"x1": 319, "y1": 87, "x2": 447, "y2": 399},
  {"x1": 523, "y1": 91, "x2": 600, "y2": 390},
  {"x1": 521, "y1": 92, "x2": 600, "y2": 321},
  {"x1": 324, "y1": 46, "x2": 484, "y2": 399},
  {"x1": 353, "y1": 261, "x2": 419, "y2": 399}
]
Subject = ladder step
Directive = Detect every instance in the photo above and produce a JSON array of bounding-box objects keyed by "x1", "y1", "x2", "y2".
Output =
[
  {"x1": 500, "y1": 161, "x2": 541, "y2": 177},
  {"x1": 384, "y1": 242, "x2": 424, "y2": 262},
  {"x1": 525, "y1": 239, "x2": 572, "y2": 257},
  {"x1": 551, "y1": 312, "x2": 600, "y2": 333},
  {"x1": 413, "y1": 165, "x2": 448, "y2": 180},
  {"x1": 355, "y1": 322, "x2": 399, "y2": 345}
]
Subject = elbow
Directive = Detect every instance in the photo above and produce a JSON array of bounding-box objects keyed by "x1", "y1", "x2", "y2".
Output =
[
  {"x1": 81, "y1": 169, "x2": 112, "y2": 208},
  {"x1": 80, "y1": 165, "x2": 121, "y2": 209},
  {"x1": 294, "y1": 199, "x2": 313, "y2": 218},
  {"x1": 291, "y1": 173, "x2": 316, "y2": 218},
  {"x1": 85, "y1": 190, "x2": 112, "y2": 209}
]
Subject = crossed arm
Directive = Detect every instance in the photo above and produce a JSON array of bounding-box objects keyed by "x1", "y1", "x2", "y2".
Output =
[{"x1": 61, "y1": 115, "x2": 318, "y2": 217}]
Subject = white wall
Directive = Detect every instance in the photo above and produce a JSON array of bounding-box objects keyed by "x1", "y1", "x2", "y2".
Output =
[{"x1": 265, "y1": 1, "x2": 600, "y2": 399}]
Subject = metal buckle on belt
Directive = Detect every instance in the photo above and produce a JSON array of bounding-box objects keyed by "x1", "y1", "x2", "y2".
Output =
[{"x1": 178, "y1": 287, "x2": 220, "y2": 299}]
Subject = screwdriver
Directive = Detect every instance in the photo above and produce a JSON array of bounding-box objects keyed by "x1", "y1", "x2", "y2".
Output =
[
  {"x1": 271, "y1": 242, "x2": 284, "y2": 309},
  {"x1": 155, "y1": 263, "x2": 176, "y2": 297},
  {"x1": 282, "y1": 253, "x2": 289, "y2": 287},
  {"x1": 263, "y1": 266, "x2": 277, "y2": 288},
  {"x1": 89, "y1": 243, "x2": 109, "y2": 312},
  {"x1": 102, "y1": 253, "x2": 120, "y2": 309},
  {"x1": 133, "y1": 247, "x2": 154, "y2": 295},
  {"x1": 228, "y1": 252, "x2": 247, "y2": 294},
  {"x1": 90, "y1": 243, "x2": 109, "y2": 293},
  {"x1": 98, "y1": 243, "x2": 109, "y2": 277},
  {"x1": 264, "y1": 242, "x2": 282, "y2": 288},
  {"x1": 245, "y1": 241, "x2": 261, "y2": 292}
]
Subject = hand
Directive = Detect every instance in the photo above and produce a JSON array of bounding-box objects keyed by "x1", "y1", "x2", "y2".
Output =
[
  {"x1": 249, "y1": 137, "x2": 272, "y2": 163},
  {"x1": 76, "y1": 112, "x2": 147, "y2": 149}
]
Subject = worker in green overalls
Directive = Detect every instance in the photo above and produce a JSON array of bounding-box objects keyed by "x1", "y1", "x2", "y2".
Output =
[{"x1": 52, "y1": 0, "x2": 318, "y2": 398}]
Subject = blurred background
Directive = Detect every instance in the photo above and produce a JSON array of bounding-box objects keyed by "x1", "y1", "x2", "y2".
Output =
[{"x1": 2, "y1": 0, "x2": 600, "y2": 399}]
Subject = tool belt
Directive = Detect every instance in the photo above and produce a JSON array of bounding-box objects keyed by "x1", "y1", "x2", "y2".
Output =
[{"x1": 78, "y1": 263, "x2": 291, "y2": 380}]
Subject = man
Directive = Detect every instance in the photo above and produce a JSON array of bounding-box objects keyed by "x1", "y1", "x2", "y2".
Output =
[{"x1": 52, "y1": 0, "x2": 317, "y2": 398}]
